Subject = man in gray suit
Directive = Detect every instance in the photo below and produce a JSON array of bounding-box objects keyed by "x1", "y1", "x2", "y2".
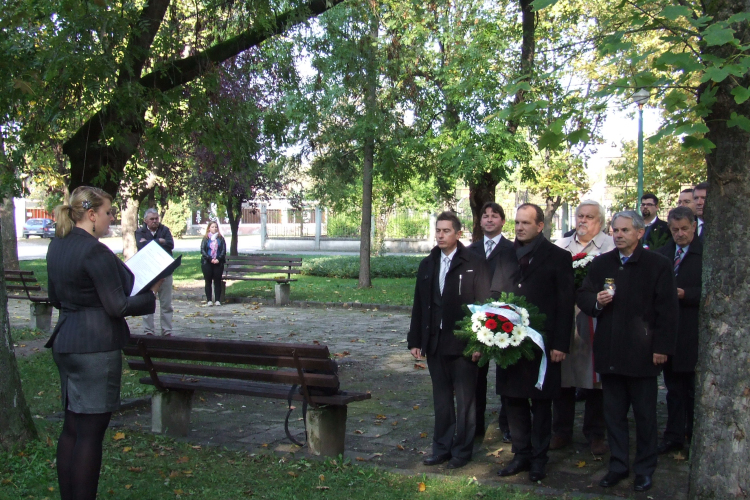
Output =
[{"x1": 136, "y1": 208, "x2": 174, "y2": 336}]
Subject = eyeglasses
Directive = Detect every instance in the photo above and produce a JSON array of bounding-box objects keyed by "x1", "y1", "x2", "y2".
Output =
[{"x1": 640, "y1": 202, "x2": 656, "y2": 207}]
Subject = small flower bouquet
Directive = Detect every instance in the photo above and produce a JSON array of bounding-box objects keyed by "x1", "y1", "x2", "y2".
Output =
[
  {"x1": 572, "y1": 252, "x2": 595, "y2": 289},
  {"x1": 455, "y1": 293, "x2": 546, "y2": 370}
]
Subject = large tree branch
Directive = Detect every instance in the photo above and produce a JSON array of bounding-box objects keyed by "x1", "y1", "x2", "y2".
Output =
[
  {"x1": 117, "y1": 0, "x2": 171, "y2": 85},
  {"x1": 507, "y1": 0, "x2": 535, "y2": 134}
]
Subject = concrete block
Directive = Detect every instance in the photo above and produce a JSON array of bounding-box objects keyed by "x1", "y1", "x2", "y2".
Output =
[
  {"x1": 151, "y1": 390, "x2": 194, "y2": 437},
  {"x1": 306, "y1": 405, "x2": 347, "y2": 457},
  {"x1": 30, "y1": 303, "x2": 52, "y2": 332},
  {"x1": 275, "y1": 283, "x2": 291, "y2": 306}
]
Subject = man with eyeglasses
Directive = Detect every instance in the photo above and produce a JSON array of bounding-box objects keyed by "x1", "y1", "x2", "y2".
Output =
[{"x1": 640, "y1": 193, "x2": 672, "y2": 250}]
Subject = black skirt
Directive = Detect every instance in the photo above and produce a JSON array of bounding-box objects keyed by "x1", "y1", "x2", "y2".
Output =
[{"x1": 52, "y1": 349, "x2": 122, "y2": 413}]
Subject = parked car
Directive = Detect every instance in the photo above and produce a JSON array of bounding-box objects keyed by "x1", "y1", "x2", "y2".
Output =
[{"x1": 23, "y1": 218, "x2": 55, "y2": 239}]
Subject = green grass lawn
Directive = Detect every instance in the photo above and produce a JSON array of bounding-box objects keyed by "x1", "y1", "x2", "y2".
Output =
[
  {"x1": 20, "y1": 253, "x2": 417, "y2": 306},
  {"x1": 1, "y1": 353, "x2": 551, "y2": 500}
]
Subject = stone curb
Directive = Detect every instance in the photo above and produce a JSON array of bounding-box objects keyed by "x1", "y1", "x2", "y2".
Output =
[{"x1": 172, "y1": 292, "x2": 411, "y2": 313}]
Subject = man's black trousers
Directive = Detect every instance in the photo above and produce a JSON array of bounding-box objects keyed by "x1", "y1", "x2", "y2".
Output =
[
  {"x1": 662, "y1": 364, "x2": 695, "y2": 444},
  {"x1": 504, "y1": 396, "x2": 552, "y2": 466},
  {"x1": 601, "y1": 374, "x2": 658, "y2": 476},
  {"x1": 552, "y1": 387, "x2": 606, "y2": 442},
  {"x1": 427, "y1": 354, "x2": 478, "y2": 461},
  {"x1": 476, "y1": 363, "x2": 509, "y2": 434}
]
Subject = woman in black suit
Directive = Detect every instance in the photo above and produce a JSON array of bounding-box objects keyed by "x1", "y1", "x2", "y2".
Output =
[
  {"x1": 200, "y1": 221, "x2": 227, "y2": 306},
  {"x1": 46, "y1": 186, "x2": 160, "y2": 500}
]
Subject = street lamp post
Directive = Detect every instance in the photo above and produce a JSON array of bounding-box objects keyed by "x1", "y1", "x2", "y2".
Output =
[{"x1": 633, "y1": 88, "x2": 650, "y2": 214}]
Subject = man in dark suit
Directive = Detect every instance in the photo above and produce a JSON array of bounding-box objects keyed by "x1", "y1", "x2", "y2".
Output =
[
  {"x1": 136, "y1": 208, "x2": 175, "y2": 335},
  {"x1": 407, "y1": 211, "x2": 490, "y2": 470},
  {"x1": 490, "y1": 203, "x2": 574, "y2": 482},
  {"x1": 693, "y1": 182, "x2": 707, "y2": 242},
  {"x1": 640, "y1": 193, "x2": 672, "y2": 250},
  {"x1": 467, "y1": 202, "x2": 513, "y2": 441},
  {"x1": 656, "y1": 207, "x2": 703, "y2": 455},
  {"x1": 577, "y1": 211, "x2": 678, "y2": 493}
]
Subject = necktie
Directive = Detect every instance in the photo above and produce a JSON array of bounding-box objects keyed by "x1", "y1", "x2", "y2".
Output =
[
  {"x1": 621, "y1": 256, "x2": 629, "y2": 265},
  {"x1": 485, "y1": 240, "x2": 495, "y2": 258},
  {"x1": 674, "y1": 247, "x2": 684, "y2": 274},
  {"x1": 439, "y1": 256, "x2": 449, "y2": 295}
]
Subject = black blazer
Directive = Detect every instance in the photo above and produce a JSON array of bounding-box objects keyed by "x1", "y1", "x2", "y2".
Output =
[
  {"x1": 136, "y1": 223, "x2": 174, "y2": 255},
  {"x1": 489, "y1": 236, "x2": 575, "y2": 399},
  {"x1": 46, "y1": 227, "x2": 156, "y2": 353},
  {"x1": 577, "y1": 245, "x2": 678, "y2": 378},
  {"x1": 642, "y1": 217, "x2": 673, "y2": 250},
  {"x1": 467, "y1": 235, "x2": 514, "y2": 281},
  {"x1": 200, "y1": 236, "x2": 227, "y2": 265},
  {"x1": 407, "y1": 243, "x2": 490, "y2": 357},
  {"x1": 657, "y1": 238, "x2": 703, "y2": 372}
]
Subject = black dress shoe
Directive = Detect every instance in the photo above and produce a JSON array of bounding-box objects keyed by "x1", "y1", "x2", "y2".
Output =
[
  {"x1": 423, "y1": 454, "x2": 450, "y2": 466},
  {"x1": 446, "y1": 457, "x2": 469, "y2": 469},
  {"x1": 599, "y1": 470, "x2": 629, "y2": 488},
  {"x1": 528, "y1": 463, "x2": 546, "y2": 482},
  {"x1": 633, "y1": 474, "x2": 652, "y2": 492},
  {"x1": 657, "y1": 439, "x2": 684, "y2": 454},
  {"x1": 498, "y1": 458, "x2": 531, "y2": 477},
  {"x1": 502, "y1": 430, "x2": 512, "y2": 443}
]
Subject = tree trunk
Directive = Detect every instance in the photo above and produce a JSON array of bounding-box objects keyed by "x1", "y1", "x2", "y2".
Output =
[
  {"x1": 542, "y1": 195, "x2": 562, "y2": 240},
  {"x1": 120, "y1": 196, "x2": 141, "y2": 260},
  {"x1": 469, "y1": 173, "x2": 497, "y2": 242},
  {"x1": 0, "y1": 198, "x2": 19, "y2": 270},
  {"x1": 688, "y1": 30, "x2": 750, "y2": 498},
  {"x1": 226, "y1": 197, "x2": 241, "y2": 257},
  {"x1": 0, "y1": 224, "x2": 38, "y2": 450},
  {"x1": 358, "y1": 15, "x2": 378, "y2": 289}
]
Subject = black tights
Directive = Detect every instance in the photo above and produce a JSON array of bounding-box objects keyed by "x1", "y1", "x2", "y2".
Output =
[
  {"x1": 57, "y1": 410, "x2": 112, "y2": 500},
  {"x1": 202, "y1": 262, "x2": 224, "y2": 302}
]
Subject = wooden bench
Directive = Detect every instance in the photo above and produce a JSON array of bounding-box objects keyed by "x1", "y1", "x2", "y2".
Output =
[
  {"x1": 124, "y1": 335, "x2": 370, "y2": 457},
  {"x1": 4, "y1": 269, "x2": 53, "y2": 332},
  {"x1": 222, "y1": 255, "x2": 303, "y2": 305}
]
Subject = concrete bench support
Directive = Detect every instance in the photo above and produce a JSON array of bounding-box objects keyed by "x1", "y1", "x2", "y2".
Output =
[
  {"x1": 30, "y1": 303, "x2": 52, "y2": 333},
  {"x1": 152, "y1": 390, "x2": 193, "y2": 437},
  {"x1": 275, "y1": 283, "x2": 291, "y2": 306},
  {"x1": 306, "y1": 405, "x2": 347, "y2": 457}
]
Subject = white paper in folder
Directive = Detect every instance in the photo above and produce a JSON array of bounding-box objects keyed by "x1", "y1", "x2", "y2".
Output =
[{"x1": 124, "y1": 240, "x2": 181, "y2": 296}]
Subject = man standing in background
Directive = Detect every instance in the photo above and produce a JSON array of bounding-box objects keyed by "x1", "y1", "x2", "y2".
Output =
[
  {"x1": 136, "y1": 208, "x2": 174, "y2": 336},
  {"x1": 693, "y1": 182, "x2": 708, "y2": 241}
]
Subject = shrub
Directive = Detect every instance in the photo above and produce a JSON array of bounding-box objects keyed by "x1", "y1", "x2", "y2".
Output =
[
  {"x1": 302, "y1": 255, "x2": 423, "y2": 279},
  {"x1": 326, "y1": 212, "x2": 361, "y2": 237}
]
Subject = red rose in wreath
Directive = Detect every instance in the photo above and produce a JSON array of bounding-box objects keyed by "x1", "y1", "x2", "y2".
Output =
[
  {"x1": 501, "y1": 322, "x2": 514, "y2": 333},
  {"x1": 485, "y1": 319, "x2": 498, "y2": 330}
]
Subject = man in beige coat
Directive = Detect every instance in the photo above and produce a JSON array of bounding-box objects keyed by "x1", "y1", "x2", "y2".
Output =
[{"x1": 552, "y1": 200, "x2": 615, "y2": 455}]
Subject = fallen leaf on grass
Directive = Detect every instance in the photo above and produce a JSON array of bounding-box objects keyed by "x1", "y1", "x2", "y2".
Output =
[
  {"x1": 174, "y1": 489, "x2": 184, "y2": 495},
  {"x1": 288, "y1": 472, "x2": 298, "y2": 478},
  {"x1": 420, "y1": 432, "x2": 428, "y2": 438},
  {"x1": 176, "y1": 456, "x2": 189, "y2": 464},
  {"x1": 413, "y1": 405, "x2": 420, "y2": 410},
  {"x1": 316, "y1": 486, "x2": 330, "y2": 490},
  {"x1": 417, "y1": 482, "x2": 426, "y2": 492},
  {"x1": 122, "y1": 447, "x2": 132, "y2": 453},
  {"x1": 125, "y1": 485, "x2": 132, "y2": 490},
  {"x1": 414, "y1": 363, "x2": 426, "y2": 370},
  {"x1": 673, "y1": 452, "x2": 687, "y2": 461},
  {"x1": 127, "y1": 467, "x2": 142, "y2": 473},
  {"x1": 375, "y1": 414, "x2": 386, "y2": 419},
  {"x1": 113, "y1": 432, "x2": 125, "y2": 441},
  {"x1": 356, "y1": 457, "x2": 365, "y2": 461},
  {"x1": 48, "y1": 487, "x2": 54, "y2": 491},
  {"x1": 576, "y1": 461, "x2": 586, "y2": 468},
  {"x1": 1, "y1": 479, "x2": 11, "y2": 485},
  {"x1": 169, "y1": 471, "x2": 180, "y2": 479},
  {"x1": 261, "y1": 443, "x2": 269, "y2": 448},
  {"x1": 397, "y1": 444, "x2": 405, "y2": 450},
  {"x1": 191, "y1": 445, "x2": 201, "y2": 450},
  {"x1": 354, "y1": 430, "x2": 364, "y2": 435},
  {"x1": 486, "y1": 448, "x2": 504, "y2": 457},
  {"x1": 319, "y1": 475, "x2": 325, "y2": 481}
]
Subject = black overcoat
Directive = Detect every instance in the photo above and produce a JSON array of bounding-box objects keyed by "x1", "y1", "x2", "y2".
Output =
[
  {"x1": 576, "y1": 245, "x2": 679, "y2": 378},
  {"x1": 467, "y1": 235, "x2": 513, "y2": 281},
  {"x1": 407, "y1": 243, "x2": 490, "y2": 357},
  {"x1": 657, "y1": 238, "x2": 703, "y2": 372},
  {"x1": 489, "y1": 236, "x2": 575, "y2": 399}
]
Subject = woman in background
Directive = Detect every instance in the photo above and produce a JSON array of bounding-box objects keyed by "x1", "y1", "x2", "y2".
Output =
[
  {"x1": 46, "y1": 186, "x2": 161, "y2": 500},
  {"x1": 200, "y1": 220, "x2": 227, "y2": 306}
]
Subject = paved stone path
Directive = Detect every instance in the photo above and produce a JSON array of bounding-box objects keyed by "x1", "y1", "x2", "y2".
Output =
[{"x1": 9, "y1": 297, "x2": 690, "y2": 499}]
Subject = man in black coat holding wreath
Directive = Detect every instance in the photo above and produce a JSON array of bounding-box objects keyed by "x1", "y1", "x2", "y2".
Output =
[
  {"x1": 489, "y1": 203, "x2": 574, "y2": 482},
  {"x1": 407, "y1": 211, "x2": 490, "y2": 470}
]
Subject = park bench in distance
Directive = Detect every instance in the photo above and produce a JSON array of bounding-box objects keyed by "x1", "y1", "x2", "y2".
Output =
[
  {"x1": 124, "y1": 335, "x2": 370, "y2": 457},
  {"x1": 222, "y1": 255, "x2": 302, "y2": 306},
  {"x1": 4, "y1": 269, "x2": 53, "y2": 332}
]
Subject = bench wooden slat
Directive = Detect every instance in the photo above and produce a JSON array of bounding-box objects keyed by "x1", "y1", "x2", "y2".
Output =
[
  {"x1": 122, "y1": 346, "x2": 336, "y2": 371},
  {"x1": 228, "y1": 256, "x2": 302, "y2": 263},
  {"x1": 223, "y1": 277, "x2": 298, "y2": 283},
  {"x1": 6, "y1": 284, "x2": 43, "y2": 291},
  {"x1": 225, "y1": 267, "x2": 302, "y2": 274},
  {"x1": 4, "y1": 277, "x2": 40, "y2": 283},
  {"x1": 3, "y1": 270, "x2": 35, "y2": 276},
  {"x1": 127, "y1": 360, "x2": 340, "y2": 387},
  {"x1": 139, "y1": 375, "x2": 371, "y2": 405},
  {"x1": 225, "y1": 260, "x2": 302, "y2": 266},
  {"x1": 128, "y1": 336, "x2": 330, "y2": 358}
]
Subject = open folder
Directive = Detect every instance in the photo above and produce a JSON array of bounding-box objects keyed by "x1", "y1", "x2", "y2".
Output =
[{"x1": 124, "y1": 240, "x2": 182, "y2": 296}]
